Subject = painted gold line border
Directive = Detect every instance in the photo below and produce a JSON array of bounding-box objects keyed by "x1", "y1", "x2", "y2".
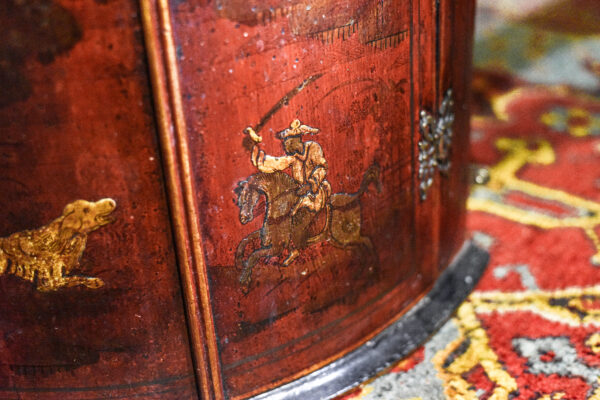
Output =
[{"x1": 140, "y1": 0, "x2": 224, "y2": 398}]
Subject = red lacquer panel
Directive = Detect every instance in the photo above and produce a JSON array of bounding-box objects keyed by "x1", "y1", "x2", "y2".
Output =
[
  {"x1": 168, "y1": 1, "x2": 434, "y2": 397},
  {"x1": 0, "y1": 0, "x2": 197, "y2": 398}
]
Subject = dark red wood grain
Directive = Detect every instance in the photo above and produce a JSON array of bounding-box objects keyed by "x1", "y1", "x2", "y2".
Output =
[
  {"x1": 438, "y1": 0, "x2": 476, "y2": 270},
  {"x1": 0, "y1": 0, "x2": 197, "y2": 398}
]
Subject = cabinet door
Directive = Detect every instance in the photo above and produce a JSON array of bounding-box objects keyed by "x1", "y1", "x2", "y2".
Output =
[
  {"x1": 437, "y1": 0, "x2": 476, "y2": 269},
  {"x1": 0, "y1": 1, "x2": 197, "y2": 398},
  {"x1": 412, "y1": 0, "x2": 475, "y2": 286},
  {"x1": 143, "y1": 0, "x2": 444, "y2": 398}
]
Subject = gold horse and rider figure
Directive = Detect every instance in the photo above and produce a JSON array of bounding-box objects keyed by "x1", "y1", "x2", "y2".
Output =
[
  {"x1": 235, "y1": 119, "x2": 381, "y2": 286},
  {"x1": 251, "y1": 119, "x2": 330, "y2": 219}
]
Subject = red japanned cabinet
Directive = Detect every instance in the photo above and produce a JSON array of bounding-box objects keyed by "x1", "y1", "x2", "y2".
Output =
[{"x1": 0, "y1": 0, "x2": 485, "y2": 399}]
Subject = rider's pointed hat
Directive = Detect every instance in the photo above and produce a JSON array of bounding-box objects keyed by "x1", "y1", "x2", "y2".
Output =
[{"x1": 277, "y1": 119, "x2": 319, "y2": 140}]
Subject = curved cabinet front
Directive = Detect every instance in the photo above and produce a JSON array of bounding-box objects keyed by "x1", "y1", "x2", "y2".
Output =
[
  {"x1": 0, "y1": 0, "x2": 483, "y2": 399},
  {"x1": 143, "y1": 0, "x2": 483, "y2": 398}
]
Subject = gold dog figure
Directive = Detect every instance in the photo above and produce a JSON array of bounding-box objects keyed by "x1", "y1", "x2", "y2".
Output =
[{"x1": 0, "y1": 198, "x2": 116, "y2": 292}]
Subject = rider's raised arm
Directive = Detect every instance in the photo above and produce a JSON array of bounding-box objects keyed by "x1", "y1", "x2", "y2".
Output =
[{"x1": 252, "y1": 146, "x2": 294, "y2": 173}]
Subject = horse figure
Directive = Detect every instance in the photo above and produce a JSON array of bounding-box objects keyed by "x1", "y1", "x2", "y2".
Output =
[{"x1": 234, "y1": 165, "x2": 382, "y2": 286}]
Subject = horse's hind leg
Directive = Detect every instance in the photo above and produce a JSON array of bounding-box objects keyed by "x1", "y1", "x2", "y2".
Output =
[
  {"x1": 235, "y1": 230, "x2": 261, "y2": 269},
  {"x1": 282, "y1": 249, "x2": 300, "y2": 266},
  {"x1": 239, "y1": 247, "x2": 275, "y2": 285}
]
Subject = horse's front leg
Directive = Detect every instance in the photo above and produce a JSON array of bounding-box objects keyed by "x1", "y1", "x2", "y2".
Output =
[
  {"x1": 239, "y1": 247, "x2": 276, "y2": 286},
  {"x1": 235, "y1": 230, "x2": 261, "y2": 270}
]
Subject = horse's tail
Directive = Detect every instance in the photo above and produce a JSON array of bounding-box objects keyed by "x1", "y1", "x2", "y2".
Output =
[{"x1": 357, "y1": 163, "x2": 383, "y2": 196}]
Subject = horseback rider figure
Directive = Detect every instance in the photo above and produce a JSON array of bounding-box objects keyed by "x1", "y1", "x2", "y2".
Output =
[{"x1": 249, "y1": 119, "x2": 331, "y2": 265}]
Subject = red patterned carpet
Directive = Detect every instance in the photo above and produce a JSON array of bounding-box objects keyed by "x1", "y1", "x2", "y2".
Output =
[{"x1": 339, "y1": 1, "x2": 600, "y2": 398}]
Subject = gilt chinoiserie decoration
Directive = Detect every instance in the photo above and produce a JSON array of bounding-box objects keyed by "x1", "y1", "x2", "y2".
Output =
[
  {"x1": 235, "y1": 119, "x2": 381, "y2": 286},
  {"x1": 0, "y1": 0, "x2": 483, "y2": 399}
]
